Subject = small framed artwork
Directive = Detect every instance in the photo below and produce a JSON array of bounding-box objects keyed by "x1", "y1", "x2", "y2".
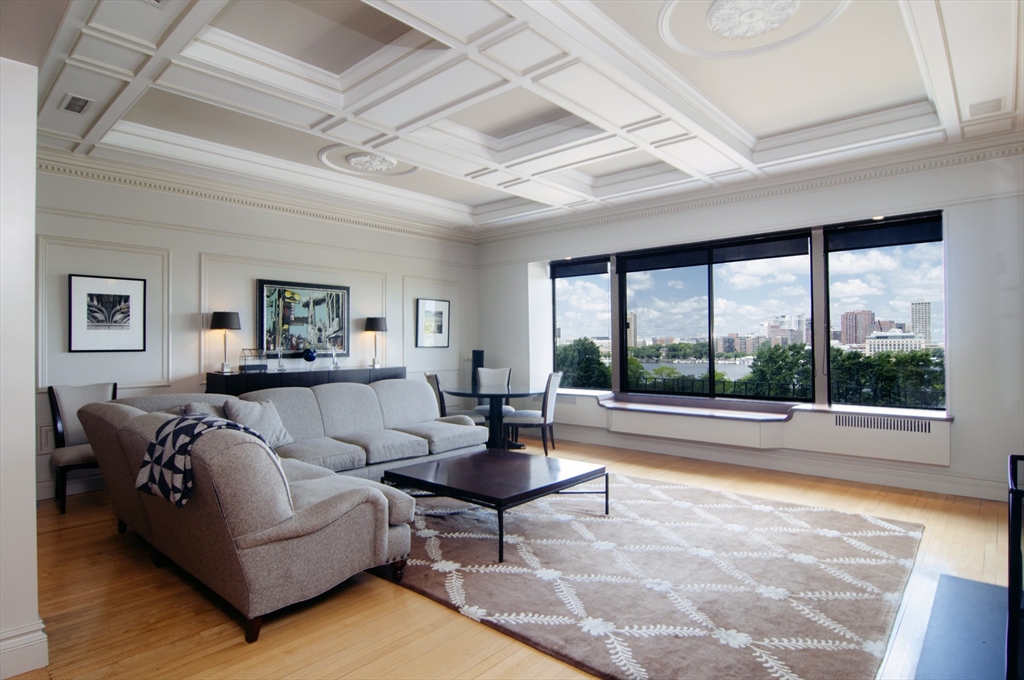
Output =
[
  {"x1": 69, "y1": 274, "x2": 146, "y2": 352},
  {"x1": 416, "y1": 298, "x2": 450, "y2": 348},
  {"x1": 258, "y1": 279, "x2": 350, "y2": 358}
]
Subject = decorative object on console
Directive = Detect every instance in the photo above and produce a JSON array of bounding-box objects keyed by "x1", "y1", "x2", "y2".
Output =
[
  {"x1": 365, "y1": 316, "x2": 387, "y2": 368},
  {"x1": 415, "y1": 299, "x2": 449, "y2": 348},
  {"x1": 257, "y1": 279, "x2": 349, "y2": 361},
  {"x1": 69, "y1": 274, "x2": 146, "y2": 352},
  {"x1": 302, "y1": 345, "x2": 317, "y2": 369},
  {"x1": 210, "y1": 311, "x2": 241, "y2": 374},
  {"x1": 239, "y1": 349, "x2": 267, "y2": 373}
]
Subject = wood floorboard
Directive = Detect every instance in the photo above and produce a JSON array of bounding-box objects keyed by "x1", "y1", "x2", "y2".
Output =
[{"x1": 17, "y1": 436, "x2": 1008, "y2": 680}]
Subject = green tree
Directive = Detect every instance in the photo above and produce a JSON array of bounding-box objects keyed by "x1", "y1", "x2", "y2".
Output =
[
  {"x1": 830, "y1": 347, "x2": 944, "y2": 407},
  {"x1": 556, "y1": 337, "x2": 612, "y2": 389},
  {"x1": 626, "y1": 356, "x2": 647, "y2": 386},
  {"x1": 738, "y1": 343, "x2": 812, "y2": 398},
  {"x1": 649, "y1": 365, "x2": 681, "y2": 378}
]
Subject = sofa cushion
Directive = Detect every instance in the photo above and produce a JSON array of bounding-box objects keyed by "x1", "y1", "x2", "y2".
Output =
[
  {"x1": 335, "y1": 429, "x2": 428, "y2": 465},
  {"x1": 240, "y1": 387, "x2": 325, "y2": 441},
  {"x1": 224, "y1": 400, "x2": 294, "y2": 448},
  {"x1": 288, "y1": 475, "x2": 415, "y2": 525},
  {"x1": 279, "y1": 458, "x2": 336, "y2": 482},
  {"x1": 185, "y1": 401, "x2": 226, "y2": 419},
  {"x1": 370, "y1": 379, "x2": 440, "y2": 429},
  {"x1": 392, "y1": 421, "x2": 488, "y2": 454},
  {"x1": 275, "y1": 437, "x2": 366, "y2": 472},
  {"x1": 311, "y1": 383, "x2": 385, "y2": 437},
  {"x1": 114, "y1": 393, "x2": 236, "y2": 414}
]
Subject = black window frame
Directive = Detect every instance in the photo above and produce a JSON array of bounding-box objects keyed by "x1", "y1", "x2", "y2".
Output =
[{"x1": 549, "y1": 210, "x2": 945, "y2": 410}]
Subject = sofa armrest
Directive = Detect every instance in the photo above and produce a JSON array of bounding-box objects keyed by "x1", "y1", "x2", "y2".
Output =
[
  {"x1": 437, "y1": 415, "x2": 475, "y2": 426},
  {"x1": 234, "y1": 487, "x2": 384, "y2": 549}
]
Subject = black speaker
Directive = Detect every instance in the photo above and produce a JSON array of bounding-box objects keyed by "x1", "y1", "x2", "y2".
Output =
[{"x1": 471, "y1": 349, "x2": 484, "y2": 392}]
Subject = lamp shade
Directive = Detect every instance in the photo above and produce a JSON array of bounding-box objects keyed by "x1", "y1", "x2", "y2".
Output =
[
  {"x1": 210, "y1": 311, "x2": 241, "y2": 330},
  {"x1": 365, "y1": 317, "x2": 388, "y2": 332}
]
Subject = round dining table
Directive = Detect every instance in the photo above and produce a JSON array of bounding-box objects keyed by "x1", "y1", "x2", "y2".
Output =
[{"x1": 442, "y1": 384, "x2": 545, "y2": 449}]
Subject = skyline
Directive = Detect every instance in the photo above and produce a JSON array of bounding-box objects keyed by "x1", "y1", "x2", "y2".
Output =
[{"x1": 555, "y1": 242, "x2": 945, "y2": 344}]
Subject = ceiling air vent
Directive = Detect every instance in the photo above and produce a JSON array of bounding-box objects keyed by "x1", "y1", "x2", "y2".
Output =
[
  {"x1": 60, "y1": 94, "x2": 93, "y2": 115},
  {"x1": 142, "y1": 0, "x2": 168, "y2": 6},
  {"x1": 968, "y1": 98, "x2": 1003, "y2": 119}
]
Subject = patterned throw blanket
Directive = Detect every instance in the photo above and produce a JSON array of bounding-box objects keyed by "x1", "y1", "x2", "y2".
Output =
[{"x1": 136, "y1": 414, "x2": 270, "y2": 507}]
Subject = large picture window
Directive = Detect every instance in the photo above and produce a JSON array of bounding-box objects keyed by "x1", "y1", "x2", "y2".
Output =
[
  {"x1": 550, "y1": 211, "x2": 944, "y2": 411},
  {"x1": 826, "y1": 213, "x2": 945, "y2": 409},
  {"x1": 552, "y1": 258, "x2": 612, "y2": 389}
]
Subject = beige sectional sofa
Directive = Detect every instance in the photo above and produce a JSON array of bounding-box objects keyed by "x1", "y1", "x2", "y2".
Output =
[{"x1": 77, "y1": 377, "x2": 487, "y2": 641}]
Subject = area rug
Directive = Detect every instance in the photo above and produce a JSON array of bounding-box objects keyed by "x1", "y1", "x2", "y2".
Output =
[{"x1": 398, "y1": 473, "x2": 924, "y2": 680}]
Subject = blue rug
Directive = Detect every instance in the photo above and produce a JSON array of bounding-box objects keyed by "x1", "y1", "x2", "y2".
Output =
[{"x1": 915, "y1": 574, "x2": 1010, "y2": 680}]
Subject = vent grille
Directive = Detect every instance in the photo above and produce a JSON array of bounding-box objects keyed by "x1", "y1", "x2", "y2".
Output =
[
  {"x1": 835, "y1": 414, "x2": 931, "y2": 433},
  {"x1": 60, "y1": 94, "x2": 93, "y2": 114}
]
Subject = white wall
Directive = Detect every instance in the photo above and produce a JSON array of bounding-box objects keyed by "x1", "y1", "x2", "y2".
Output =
[
  {"x1": 34, "y1": 168, "x2": 480, "y2": 498},
  {"x1": 1, "y1": 57, "x2": 48, "y2": 679},
  {"x1": 478, "y1": 154, "x2": 1024, "y2": 500}
]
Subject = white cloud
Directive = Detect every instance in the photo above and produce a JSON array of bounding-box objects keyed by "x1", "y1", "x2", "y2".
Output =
[
  {"x1": 667, "y1": 280, "x2": 686, "y2": 290},
  {"x1": 627, "y1": 271, "x2": 654, "y2": 293},
  {"x1": 717, "y1": 256, "x2": 805, "y2": 290},
  {"x1": 775, "y1": 285, "x2": 808, "y2": 297},
  {"x1": 831, "y1": 278, "x2": 884, "y2": 300},
  {"x1": 828, "y1": 249, "x2": 900, "y2": 275}
]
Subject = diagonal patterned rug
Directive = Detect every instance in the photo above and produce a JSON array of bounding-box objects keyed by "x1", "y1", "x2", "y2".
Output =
[{"x1": 398, "y1": 473, "x2": 923, "y2": 680}]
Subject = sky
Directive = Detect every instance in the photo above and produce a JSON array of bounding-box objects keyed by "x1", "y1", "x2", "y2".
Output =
[{"x1": 555, "y1": 242, "x2": 945, "y2": 343}]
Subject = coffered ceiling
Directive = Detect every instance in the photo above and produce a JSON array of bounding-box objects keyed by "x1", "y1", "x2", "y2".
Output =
[{"x1": 26, "y1": 0, "x2": 1024, "y2": 237}]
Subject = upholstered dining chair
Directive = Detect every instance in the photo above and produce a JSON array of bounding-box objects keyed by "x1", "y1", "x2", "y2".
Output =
[
  {"x1": 502, "y1": 372, "x2": 562, "y2": 456},
  {"x1": 424, "y1": 373, "x2": 484, "y2": 424},
  {"x1": 47, "y1": 382, "x2": 117, "y2": 513},
  {"x1": 472, "y1": 367, "x2": 515, "y2": 419}
]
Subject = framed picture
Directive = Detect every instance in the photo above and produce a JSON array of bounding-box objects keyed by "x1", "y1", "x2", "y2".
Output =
[
  {"x1": 257, "y1": 279, "x2": 349, "y2": 358},
  {"x1": 416, "y1": 298, "x2": 450, "y2": 348},
  {"x1": 69, "y1": 274, "x2": 146, "y2": 352}
]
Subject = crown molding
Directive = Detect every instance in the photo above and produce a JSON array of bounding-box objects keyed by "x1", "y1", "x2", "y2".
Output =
[
  {"x1": 35, "y1": 149, "x2": 480, "y2": 246},
  {"x1": 475, "y1": 134, "x2": 1024, "y2": 246}
]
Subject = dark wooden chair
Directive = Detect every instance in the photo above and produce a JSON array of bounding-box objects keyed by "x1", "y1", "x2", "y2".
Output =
[{"x1": 48, "y1": 382, "x2": 117, "y2": 513}]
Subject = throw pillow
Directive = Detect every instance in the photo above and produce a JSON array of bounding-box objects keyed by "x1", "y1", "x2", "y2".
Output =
[
  {"x1": 223, "y1": 400, "x2": 294, "y2": 449},
  {"x1": 184, "y1": 401, "x2": 227, "y2": 419}
]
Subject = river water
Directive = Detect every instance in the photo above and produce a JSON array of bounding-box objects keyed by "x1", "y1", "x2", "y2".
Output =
[{"x1": 640, "y1": 361, "x2": 752, "y2": 380}]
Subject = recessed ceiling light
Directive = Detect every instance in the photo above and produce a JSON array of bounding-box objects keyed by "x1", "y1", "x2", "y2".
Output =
[{"x1": 872, "y1": 216, "x2": 885, "y2": 221}]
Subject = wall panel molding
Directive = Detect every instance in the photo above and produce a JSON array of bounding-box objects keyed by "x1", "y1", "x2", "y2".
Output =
[
  {"x1": 37, "y1": 235, "x2": 171, "y2": 389},
  {"x1": 199, "y1": 252, "x2": 387, "y2": 379}
]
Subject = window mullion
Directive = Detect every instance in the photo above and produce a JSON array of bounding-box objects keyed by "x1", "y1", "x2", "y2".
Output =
[{"x1": 810, "y1": 228, "x2": 829, "y2": 405}]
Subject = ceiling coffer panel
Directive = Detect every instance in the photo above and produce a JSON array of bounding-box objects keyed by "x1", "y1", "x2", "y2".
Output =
[{"x1": 24, "y1": 0, "x2": 1020, "y2": 235}]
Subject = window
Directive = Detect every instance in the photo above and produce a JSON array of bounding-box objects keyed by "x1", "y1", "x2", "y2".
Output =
[
  {"x1": 551, "y1": 258, "x2": 611, "y2": 389},
  {"x1": 617, "y1": 234, "x2": 812, "y2": 401},
  {"x1": 826, "y1": 213, "x2": 945, "y2": 409},
  {"x1": 549, "y1": 210, "x2": 944, "y2": 411}
]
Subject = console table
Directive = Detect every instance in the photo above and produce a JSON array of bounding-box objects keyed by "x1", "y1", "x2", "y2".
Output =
[{"x1": 206, "y1": 366, "x2": 406, "y2": 396}]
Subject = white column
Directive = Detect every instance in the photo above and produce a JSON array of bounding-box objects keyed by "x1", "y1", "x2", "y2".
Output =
[{"x1": 0, "y1": 57, "x2": 48, "y2": 678}]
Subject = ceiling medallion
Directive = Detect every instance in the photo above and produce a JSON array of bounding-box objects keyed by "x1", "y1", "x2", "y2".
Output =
[
  {"x1": 346, "y1": 153, "x2": 398, "y2": 173},
  {"x1": 707, "y1": 0, "x2": 798, "y2": 39}
]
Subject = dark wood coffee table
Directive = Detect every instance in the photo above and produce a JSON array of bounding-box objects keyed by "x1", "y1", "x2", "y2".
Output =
[{"x1": 383, "y1": 449, "x2": 608, "y2": 562}]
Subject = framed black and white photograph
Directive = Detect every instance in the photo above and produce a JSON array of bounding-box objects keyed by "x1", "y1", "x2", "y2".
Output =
[
  {"x1": 416, "y1": 298, "x2": 450, "y2": 348},
  {"x1": 257, "y1": 279, "x2": 350, "y2": 358},
  {"x1": 69, "y1": 274, "x2": 146, "y2": 352}
]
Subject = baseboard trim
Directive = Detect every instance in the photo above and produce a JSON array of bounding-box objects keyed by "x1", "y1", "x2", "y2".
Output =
[
  {"x1": 554, "y1": 424, "x2": 1005, "y2": 501},
  {"x1": 0, "y1": 620, "x2": 48, "y2": 680},
  {"x1": 35, "y1": 469, "x2": 107, "y2": 502}
]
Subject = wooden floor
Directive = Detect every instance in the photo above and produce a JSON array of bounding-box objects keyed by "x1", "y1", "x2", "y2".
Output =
[{"x1": 19, "y1": 438, "x2": 1007, "y2": 680}]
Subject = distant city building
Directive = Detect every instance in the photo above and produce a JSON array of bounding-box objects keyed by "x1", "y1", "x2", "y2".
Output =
[
  {"x1": 626, "y1": 312, "x2": 638, "y2": 347},
  {"x1": 872, "y1": 320, "x2": 906, "y2": 333},
  {"x1": 841, "y1": 310, "x2": 875, "y2": 345},
  {"x1": 865, "y1": 329, "x2": 925, "y2": 355},
  {"x1": 911, "y1": 301, "x2": 932, "y2": 345},
  {"x1": 591, "y1": 336, "x2": 611, "y2": 352},
  {"x1": 653, "y1": 336, "x2": 676, "y2": 346},
  {"x1": 760, "y1": 314, "x2": 806, "y2": 337}
]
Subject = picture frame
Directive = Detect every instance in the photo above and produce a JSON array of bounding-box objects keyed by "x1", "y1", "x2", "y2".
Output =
[
  {"x1": 257, "y1": 279, "x2": 350, "y2": 358},
  {"x1": 69, "y1": 274, "x2": 146, "y2": 352},
  {"x1": 416, "y1": 298, "x2": 450, "y2": 348}
]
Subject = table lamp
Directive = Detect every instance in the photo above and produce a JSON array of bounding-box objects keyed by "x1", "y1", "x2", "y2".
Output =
[
  {"x1": 210, "y1": 311, "x2": 241, "y2": 374},
  {"x1": 365, "y1": 317, "x2": 387, "y2": 368}
]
